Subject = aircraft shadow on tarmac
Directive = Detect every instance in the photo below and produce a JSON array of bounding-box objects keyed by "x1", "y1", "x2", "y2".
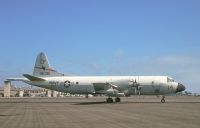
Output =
[
  {"x1": 73, "y1": 101, "x2": 108, "y2": 105},
  {"x1": 0, "y1": 114, "x2": 22, "y2": 117},
  {"x1": 72, "y1": 101, "x2": 200, "y2": 105},
  {"x1": 72, "y1": 101, "x2": 166, "y2": 105}
]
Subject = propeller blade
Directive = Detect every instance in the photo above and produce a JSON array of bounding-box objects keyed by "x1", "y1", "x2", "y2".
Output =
[{"x1": 135, "y1": 87, "x2": 137, "y2": 95}]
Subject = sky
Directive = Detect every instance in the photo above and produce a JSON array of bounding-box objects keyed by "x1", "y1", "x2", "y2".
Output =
[{"x1": 0, "y1": 0, "x2": 200, "y2": 93}]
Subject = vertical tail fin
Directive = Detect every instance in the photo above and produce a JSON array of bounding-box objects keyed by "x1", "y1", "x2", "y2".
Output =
[{"x1": 33, "y1": 52, "x2": 64, "y2": 77}]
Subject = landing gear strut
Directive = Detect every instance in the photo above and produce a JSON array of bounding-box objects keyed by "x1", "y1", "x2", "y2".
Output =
[{"x1": 161, "y1": 96, "x2": 165, "y2": 103}]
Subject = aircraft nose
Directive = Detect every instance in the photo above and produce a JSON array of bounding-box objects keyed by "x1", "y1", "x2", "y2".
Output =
[{"x1": 176, "y1": 83, "x2": 186, "y2": 93}]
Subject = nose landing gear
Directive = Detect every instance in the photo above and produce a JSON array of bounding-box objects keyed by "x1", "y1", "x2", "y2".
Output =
[{"x1": 161, "y1": 96, "x2": 165, "y2": 103}]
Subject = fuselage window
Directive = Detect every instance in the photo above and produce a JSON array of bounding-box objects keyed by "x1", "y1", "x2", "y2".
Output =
[{"x1": 76, "y1": 82, "x2": 79, "y2": 85}]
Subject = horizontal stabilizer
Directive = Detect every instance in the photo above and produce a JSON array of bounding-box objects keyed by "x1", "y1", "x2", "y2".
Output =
[
  {"x1": 23, "y1": 74, "x2": 46, "y2": 81},
  {"x1": 6, "y1": 78, "x2": 27, "y2": 82}
]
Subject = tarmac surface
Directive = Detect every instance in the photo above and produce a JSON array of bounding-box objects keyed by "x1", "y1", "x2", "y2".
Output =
[{"x1": 0, "y1": 96, "x2": 200, "y2": 128}]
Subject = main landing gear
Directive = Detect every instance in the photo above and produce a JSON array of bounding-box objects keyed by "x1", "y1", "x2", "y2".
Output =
[
  {"x1": 161, "y1": 96, "x2": 165, "y2": 103},
  {"x1": 106, "y1": 97, "x2": 113, "y2": 103},
  {"x1": 115, "y1": 97, "x2": 120, "y2": 102},
  {"x1": 106, "y1": 97, "x2": 121, "y2": 103}
]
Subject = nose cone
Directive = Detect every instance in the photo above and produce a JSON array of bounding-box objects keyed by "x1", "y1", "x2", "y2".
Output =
[{"x1": 176, "y1": 83, "x2": 186, "y2": 93}]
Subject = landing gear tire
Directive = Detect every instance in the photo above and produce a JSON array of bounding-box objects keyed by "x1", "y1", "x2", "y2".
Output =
[
  {"x1": 115, "y1": 97, "x2": 121, "y2": 102},
  {"x1": 106, "y1": 98, "x2": 113, "y2": 103},
  {"x1": 161, "y1": 96, "x2": 165, "y2": 103},
  {"x1": 161, "y1": 99, "x2": 165, "y2": 103}
]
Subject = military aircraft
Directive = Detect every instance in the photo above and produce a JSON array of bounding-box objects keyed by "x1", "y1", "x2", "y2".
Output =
[{"x1": 7, "y1": 52, "x2": 185, "y2": 103}]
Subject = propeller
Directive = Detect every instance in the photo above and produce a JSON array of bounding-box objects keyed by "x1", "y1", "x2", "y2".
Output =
[{"x1": 129, "y1": 79, "x2": 141, "y2": 95}]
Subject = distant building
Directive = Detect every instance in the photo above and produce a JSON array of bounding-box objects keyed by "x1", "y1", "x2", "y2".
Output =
[
  {"x1": 0, "y1": 83, "x2": 46, "y2": 97},
  {"x1": 0, "y1": 83, "x2": 18, "y2": 97},
  {"x1": 0, "y1": 83, "x2": 84, "y2": 98}
]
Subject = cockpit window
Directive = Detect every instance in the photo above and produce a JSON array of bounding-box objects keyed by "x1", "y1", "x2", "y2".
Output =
[{"x1": 167, "y1": 77, "x2": 174, "y2": 82}]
